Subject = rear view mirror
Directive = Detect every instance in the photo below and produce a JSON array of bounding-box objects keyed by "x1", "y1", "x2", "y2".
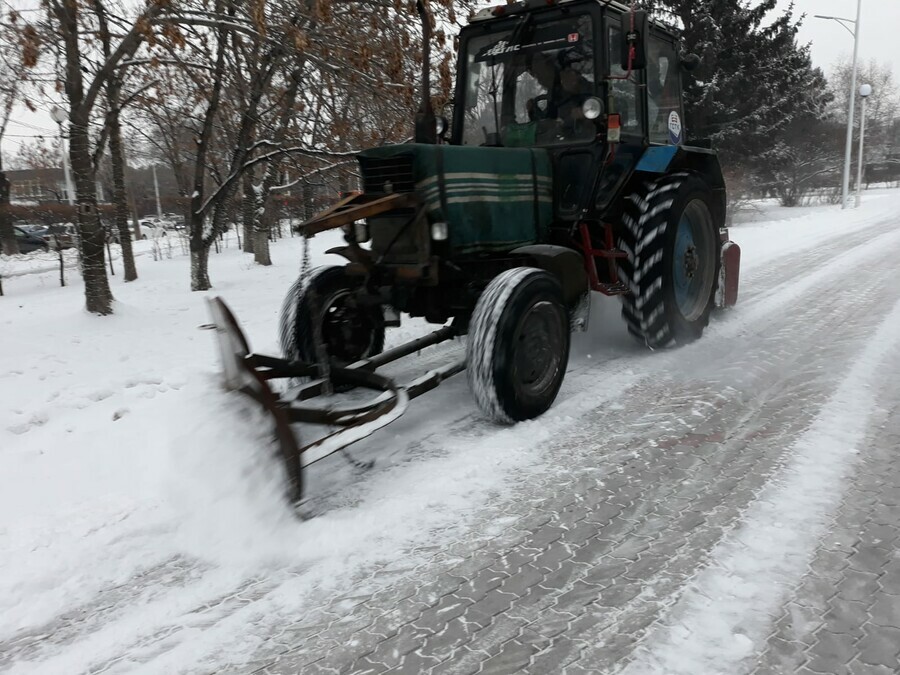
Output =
[
  {"x1": 680, "y1": 52, "x2": 701, "y2": 72},
  {"x1": 620, "y1": 10, "x2": 648, "y2": 71}
]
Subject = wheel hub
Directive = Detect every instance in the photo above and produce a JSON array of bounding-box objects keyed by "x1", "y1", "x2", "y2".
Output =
[
  {"x1": 514, "y1": 301, "x2": 563, "y2": 394},
  {"x1": 321, "y1": 292, "x2": 375, "y2": 362},
  {"x1": 683, "y1": 245, "x2": 698, "y2": 278},
  {"x1": 673, "y1": 202, "x2": 716, "y2": 322}
]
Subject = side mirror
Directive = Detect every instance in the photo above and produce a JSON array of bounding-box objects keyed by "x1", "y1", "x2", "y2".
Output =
[
  {"x1": 620, "y1": 10, "x2": 648, "y2": 71},
  {"x1": 680, "y1": 52, "x2": 701, "y2": 72},
  {"x1": 436, "y1": 116, "x2": 449, "y2": 142}
]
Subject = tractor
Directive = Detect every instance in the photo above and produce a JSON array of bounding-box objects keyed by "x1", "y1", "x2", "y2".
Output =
[{"x1": 207, "y1": 0, "x2": 740, "y2": 503}]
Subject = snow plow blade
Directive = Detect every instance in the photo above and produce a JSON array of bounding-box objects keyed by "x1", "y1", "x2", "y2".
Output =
[{"x1": 204, "y1": 297, "x2": 463, "y2": 506}]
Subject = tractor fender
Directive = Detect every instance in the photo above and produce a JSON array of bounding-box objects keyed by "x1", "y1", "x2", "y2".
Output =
[
  {"x1": 637, "y1": 146, "x2": 724, "y2": 188},
  {"x1": 635, "y1": 146, "x2": 727, "y2": 228},
  {"x1": 673, "y1": 148, "x2": 727, "y2": 231},
  {"x1": 510, "y1": 245, "x2": 589, "y2": 328}
]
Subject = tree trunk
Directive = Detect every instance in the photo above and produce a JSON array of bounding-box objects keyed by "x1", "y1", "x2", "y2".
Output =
[
  {"x1": 108, "y1": 79, "x2": 137, "y2": 281},
  {"x1": 0, "y1": 170, "x2": 17, "y2": 255},
  {"x1": 252, "y1": 187, "x2": 273, "y2": 266},
  {"x1": 303, "y1": 183, "x2": 314, "y2": 221},
  {"x1": 253, "y1": 227, "x2": 271, "y2": 265},
  {"x1": 70, "y1": 116, "x2": 113, "y2": 314},
  {"x1": 190, "y1": 238, "x2": 211, "y2": 291},
  {"x1": 252, "y1": 159, "x2": 282, "y2": 266},
  {"x1": 241, "y1": 168, "x2": 255, "y2": 253}
]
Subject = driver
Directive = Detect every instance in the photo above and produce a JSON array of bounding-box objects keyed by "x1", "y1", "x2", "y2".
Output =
[
  {"x1": 556, "y1": 53, "x2": 593, "y2": 126},
  {"x1": 526, "y1": 51, "x2": 593, "y2": 128}
]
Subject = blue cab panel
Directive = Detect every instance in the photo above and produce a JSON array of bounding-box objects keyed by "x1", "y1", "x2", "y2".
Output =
[{"x1": 636, "y1": 145, "x2": 678, "y2": 174}]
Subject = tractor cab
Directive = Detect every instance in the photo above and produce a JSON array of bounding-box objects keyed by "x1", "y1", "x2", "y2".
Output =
[{"x1": 452, "y1": 0, "x2": 690, "y2": 218}]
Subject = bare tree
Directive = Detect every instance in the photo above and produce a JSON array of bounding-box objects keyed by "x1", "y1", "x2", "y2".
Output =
[
  {"x1": 829, "y1": 59, "x2": 900, "y2": 163},
  {"x1": 0, "y1": 10, "x2": 37, "y2": 255},
  {"x1": 124, "y1": 0, "x2": 470, "y2": 289},
  {"x1": 43, "y1": 0, "x2": 166, "y2": 314},
  {"x1": 94, "y1": 0, "x2": 138, "y2": 281},
  {"x1": 7, "y1": 137, "x2": 64, "y2": 171}
]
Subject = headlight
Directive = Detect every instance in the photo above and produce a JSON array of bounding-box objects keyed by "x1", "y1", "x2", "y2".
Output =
[
  {"x1": 353, "y1": 221, "x2": 370, "y2": 243},
  {"x1": 431, "y1": 221, "x2": 449, "y2": 241},
  {"x1": 582, "y1": 97, "x2": 604, "y2": 120}
]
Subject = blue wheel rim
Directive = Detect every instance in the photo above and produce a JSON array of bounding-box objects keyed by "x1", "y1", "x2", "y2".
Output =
[{"x1": 672, "y1": 201, "x2": 715, "y2": 322}]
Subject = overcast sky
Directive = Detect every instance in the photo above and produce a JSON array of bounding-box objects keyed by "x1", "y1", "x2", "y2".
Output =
[
  {"x1": 2, "y1": 0, "x2": 898, "y2": 157},
  {"x1": 777, "y1": 0, "x2": 900, "y2": 77}
]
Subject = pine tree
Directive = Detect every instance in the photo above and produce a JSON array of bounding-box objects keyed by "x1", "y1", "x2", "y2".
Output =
[{"x1": 644, "y1": 0, "x2": 829, "y2": 180}]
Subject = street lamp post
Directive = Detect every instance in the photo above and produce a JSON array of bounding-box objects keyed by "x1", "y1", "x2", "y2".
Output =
[
  {"x1": 49, "y1": 106, "x2": 76, "y2": 207},
  {"x1": 815, "y1": 0, "x2": 863, "y2": 210},
  {"x1": 152, "y1": 165, "x2": 163, "y2": 220},
  {"x1": 856, "y1": 83, "x2": 873, "y2": 207}
]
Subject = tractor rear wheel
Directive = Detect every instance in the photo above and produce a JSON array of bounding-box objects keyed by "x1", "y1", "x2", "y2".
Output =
[
  {"x1": 467, "y1": 268, "x2": 570, "y2": 423},
  {"x1": 617, "y1": 173, "x2": 720, "y2": 348},
  {"x1": 279, "y1": 265, "x2": 385, "y2": 368}
]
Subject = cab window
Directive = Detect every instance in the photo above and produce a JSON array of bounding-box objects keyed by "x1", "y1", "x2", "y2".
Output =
[
  {"x1": 460, "y1": 14, "x2": 597, "y2": 147},
  {"x1": 647, "y1": 35, "x2": 683, "y2": 145},
  {"x1": 607, "y1": 24, "x2": 644, "y2": 136}
]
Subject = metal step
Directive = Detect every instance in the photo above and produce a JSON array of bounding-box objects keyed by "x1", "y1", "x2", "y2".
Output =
[
  {"x1": 595, "y1": 281, "x2": 630, "y2": 296},
  {"x1": 593, "y1": 247, "x2": 629, "y2": 260}
]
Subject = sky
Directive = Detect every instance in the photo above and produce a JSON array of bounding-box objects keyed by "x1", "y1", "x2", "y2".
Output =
[
  {"x1": 776, "y1": 0, "x2": 900, "y2": 77},
  {"x1": 2, "y1": 0, "x2": 898, "y2": 158}
]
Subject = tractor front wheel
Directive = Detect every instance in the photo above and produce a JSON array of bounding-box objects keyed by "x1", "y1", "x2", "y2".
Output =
[
  {"x1": 617, "y1": 173, "x2": 720, "y2": 348},
  {"x1": 467, "y1": 268, "x2": 570, "y2": 423},
  {"x1": 278, "y1": 265, "x2": 385, "y2": 368}
]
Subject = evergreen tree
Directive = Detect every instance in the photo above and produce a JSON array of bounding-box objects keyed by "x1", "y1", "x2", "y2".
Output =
[{"x1": 643, "y1": 0, "x2": 829, "y2": 184}]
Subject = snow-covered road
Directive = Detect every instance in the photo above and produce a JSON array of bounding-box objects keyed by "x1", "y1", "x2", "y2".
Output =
[{"x1": 2, "y1": 191, "x2": 900, "y2": 674}]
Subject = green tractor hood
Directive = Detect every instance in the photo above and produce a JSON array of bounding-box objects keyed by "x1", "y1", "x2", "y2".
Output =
[{"x1": 358, "y1": 144, "x2": 553, "y2": 255}]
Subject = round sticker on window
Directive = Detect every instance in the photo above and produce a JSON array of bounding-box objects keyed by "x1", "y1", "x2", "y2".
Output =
[{"x1": 668, "y1": 111, "x2": 683, "y2": 145}]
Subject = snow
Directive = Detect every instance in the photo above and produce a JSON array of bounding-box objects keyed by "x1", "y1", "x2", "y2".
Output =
[
  {"x1": 2, "y1": 189, "x2": 900, "y2": 673},
  {"x1": 730, "y1": 191, "x2": 900, "y2": 275},
  {"x1": 619, "y1": 276, "x2": 900, "y2": 675}
]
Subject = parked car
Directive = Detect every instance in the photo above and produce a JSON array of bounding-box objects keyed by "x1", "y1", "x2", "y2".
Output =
[
  {"x1": 13, "y1": 226, "x2": 50, "y2": 254},
  {"x1": 163, "y1": 214, "x2": 186, "y2": 229},
  {"x1": 43, "y1": 223, "x2": 77, "y2": 250},
  {"x1": 137, "y1": 221, "x2": 167, "y2": 240},
  {"x1": 21, "y1": 224, "x2": 49, "y2": 237}
]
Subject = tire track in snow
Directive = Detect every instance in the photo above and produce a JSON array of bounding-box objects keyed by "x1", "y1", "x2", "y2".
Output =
[
  {"x1": 616, "y1": 283, "x2": 900, "y2": 675},
  {"x1": 430, "y1": 234, "x2": 900, "y2": 675}
]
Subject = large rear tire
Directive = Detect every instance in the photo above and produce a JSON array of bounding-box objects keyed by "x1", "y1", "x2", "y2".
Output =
[
  {"x1": 617, "y1": 173, "x2": 720, "y2": 348},
  {"x1": 467, "y1": 268, "x2": 570, "y2": 424},
  {"x1": 278, "y1": 266, "x2": 385, "y2": 367}
]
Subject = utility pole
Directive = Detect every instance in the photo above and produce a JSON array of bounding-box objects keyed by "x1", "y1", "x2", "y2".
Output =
[
  {"x1": 856, "y1": 84, "x2": 872, "y2": 207},
  {"x1": 153, "y1": 165, "x2": 163, "y2": 219},
  {"x1": 815, "y1": 0, "x2": 863, "y2": 210}
]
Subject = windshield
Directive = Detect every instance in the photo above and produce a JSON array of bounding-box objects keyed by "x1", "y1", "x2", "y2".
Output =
[{"x1": 460, "y1": 14, "x2": 597, "y2": 147}]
